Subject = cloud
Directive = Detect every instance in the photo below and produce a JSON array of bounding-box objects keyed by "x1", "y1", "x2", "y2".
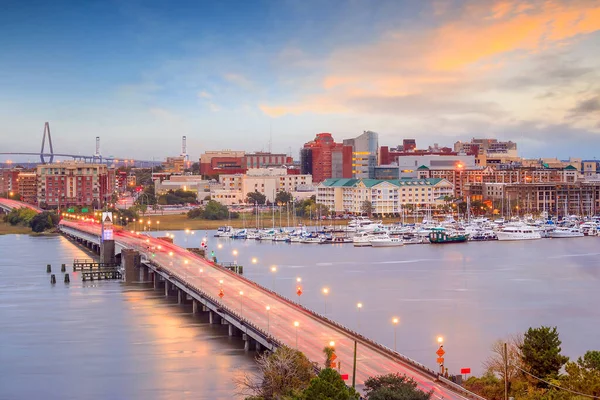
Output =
[
  {"x1": 569, "y1": 94, "x2": 600, "y2": 116},
  {"x1": 223, "y1": 73, "x2": 254, "y2": 89},
  {"x1": 197, "y1": 90, "x2": 212, "y2": 99},
  {"x1": 260, "y1": 0, "x2": 600, "y2": 118}
]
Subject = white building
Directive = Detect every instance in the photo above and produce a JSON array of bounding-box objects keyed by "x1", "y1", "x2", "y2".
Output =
[
  {"x1": 212, "y1": 168, "x2": 314, "y2": 205},
  {"x1": 317, "y1": 178, "x2": 454, "y2": 215},
  {"x1": 343, "y1": 130, "x2": 379, "y2": 179},
  {"x1": 154, "y1": 175, "x2": 211, "y2": 201}
]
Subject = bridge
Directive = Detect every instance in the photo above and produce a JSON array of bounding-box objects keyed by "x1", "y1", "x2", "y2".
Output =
[{"x1": 0, "y1": 199, "x2": 485, "y2": 400}]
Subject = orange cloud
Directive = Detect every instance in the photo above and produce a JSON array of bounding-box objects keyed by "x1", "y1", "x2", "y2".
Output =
[{"x1": 261, "y1": 0, "x2": 600, "y2": 118}]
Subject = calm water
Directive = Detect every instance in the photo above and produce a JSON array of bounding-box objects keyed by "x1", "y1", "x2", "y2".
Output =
[
  {"x1": 167, "y1": 230, "x2": 600, "y2": 374},
  {"x1": 1, "y1": 232, "x2": 599, "y2": 400},
  {"x1": 0, "y1": 234, "x2": 257, "y2": 400}
]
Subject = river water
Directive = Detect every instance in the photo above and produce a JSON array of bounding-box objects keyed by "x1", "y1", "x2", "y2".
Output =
[{"x1": 1, "y1": 232, "x2": 599, "y2": 399}]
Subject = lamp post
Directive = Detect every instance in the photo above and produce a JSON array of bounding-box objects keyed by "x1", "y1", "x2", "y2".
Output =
[
  {"x1": 232, "y1": 249, "x2": 238, "y2": 265},
  {"x1": 265, "y1": 305, "x2": 271, "y2": 334},
  {"x1": 437, "y1": 336, "x2": 445, "y2": 375},
  {"x1": 322, "y1": 287, "x2": 329, "y2": 315},
  {"x1": 392, "y1": 317, "x2": 399, "y2": 352},
  {"x1": 296, "y1": 277, "x2": 303, "y2": 305},
  {"x1": 356, "y1": 303, "x2": 363, "y2": 330},
  {"x1": 294, "y1": 321, "x2": 299, "y2": 349},
  {"x1": 156, "y1": 220, "x2": 160, "y2": 232}
]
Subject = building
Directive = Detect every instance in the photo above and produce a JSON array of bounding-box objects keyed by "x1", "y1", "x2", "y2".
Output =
[
  {"x1": 36, "y1": 162, "x2": 114, "y2": 209},
  {"x1": 343, "y1": 130, "x2": 379, "y2": 179},
  {"x1": 503, "y1": 181, "x2": 600, "y2": 216},
  {"x1": 317, "y1": 178, "x2": 453, "y2": 216},
  {"x1": 162, "y1": 156, "x2": 189, "y2": 174},
  {"x1": 212, "y1": 168, "x2": 314, "y2": 205},
  {"x1": 0, "y1": 169, "x2": 21, "y2": 196},
  {"x1": 301, "y1": 133, "x2": 352, "y2": 183},
  {"x1": 454, "y1": 138, "x2": 519, "y2": 166},
  {"x1": 16, "y1": 172, "x2": 37, "y2": 205},
  {"x1": 243, "y1": 152, "x2": 293, "y2": 169},
  {"x1": 154, "y1": 175, "x2": 211, "y2": 202},
  {"x1": 199, "y1": 150, "x2": 293, "y2": 176},
  {"x1": 403, "y1": 139, "x2": 416, "y2": 152},
  {"x1": 379, "y1": 144, "x2": 458, "y2": 166}
]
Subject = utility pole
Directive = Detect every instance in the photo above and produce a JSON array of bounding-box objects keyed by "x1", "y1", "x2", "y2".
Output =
[
  {"x1": 504, "y1": 342, "x2": 508, "y2": 400},
  {"x1": 351, "y1": 340, "x2": 357, "y2": 389}
]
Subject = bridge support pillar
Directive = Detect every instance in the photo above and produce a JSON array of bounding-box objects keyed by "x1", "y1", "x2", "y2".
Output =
[
  {"x1": 153, "y1": 273, "x2": 160, "y2": 289},
  {"x1": 243, "y1": 334, "x2": 253, "y2": 352},
  {"x1": 177, "y1": 289, "x2": 183, "y2": 304},
  {"x1": 122, "y1": 249, "x2": 141, "y2": 283},
  {"x1": 192, "y1": 300, "x2": 198, "y2": 314},
  {"x1": 228, "y1": 324, "x2": 235, "y2": 336},
  {"x1": 209, "y1": 311, "x2": 221, "y2": 325},
  {"x1": 202, "y1": 305, "x2": 209, "y2": 312},
  {"x1": 165, "y1": 282, "x2": 171, "y2": 296},
  {"x1": 100, "y1": 240, "x2": 115, "y2": 265},
  {"x1": 255, "y1": 341, "x2": 262, "y2": 352}
]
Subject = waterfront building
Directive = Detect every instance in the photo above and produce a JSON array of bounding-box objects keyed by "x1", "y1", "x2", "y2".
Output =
[
  {"x1": 199, "y1": 150, "x2": 292, "y2": 177},
  {"x1": 16, "y1": 172, "x2": 37, "y2": 205},
  {"x1": 36, "y1": 162, "x2": 114, "y2": 209},
  {"x1": 154, "y1": 175, "x2": 211, "y2": 202},
  {"x1": 343, "y1": 130, "x2": 379, "y2": 179},
  {"x1": 212, "y1": 168, "x2": 314, "y2": 205},
  {"x1": 317, "y1": 178, "x2": 453, "y2": 216},
  {"x1": 301, "y1": 133, "x2": 352, "y2": 183}
]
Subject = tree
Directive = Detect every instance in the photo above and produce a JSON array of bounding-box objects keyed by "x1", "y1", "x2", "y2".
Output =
[
  {"x1": 30, "y1": 211, "x2": 59, "y2": 232},
  {"x1": 323, "y1": 346, "x2": 335, "y2": 369},
  {"x1": 561, "y1": 350, "x2": 600, "y2": 396},
  {"x1": 247, "y1": 191, "x2": 267, "y2": 205},
  {"x1": 364, "y1": 373, "x2": 432, "y2": 400},
  {"x1": 187, "y1": 207, "x2": 204, "y2": 219},
  {"x1": 299, "y1": 368, "x2": 359, "y2": 400},
  {"x1": 238, "y1": 346, "x2": 315, "y2": 399},
  {"x1": 462, "y1": 372, "x2": 504, "y2": 400},
  {"x1": 203, "y1": 200, "x2": 231, "y2": 220},
  {"x1": 520, "y1": 326, "x2": 569, "y2": 386},
  {"x1": 361, "y1": 200, "x2": 373, "y2": 217},
  {"x1": 482, "y1": 333, "x2": 524, "y2": 391},
  {"x1": 275, "y1": 190, "x2": 293, "y2": 205}
]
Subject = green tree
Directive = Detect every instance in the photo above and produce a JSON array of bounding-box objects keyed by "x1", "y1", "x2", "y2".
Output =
[
  {"x1": 247, "y1": 190, "x2": 267, "y2": 205},
  {"x1": 238, "y1": 346, "x2": 315, "y2": 399},
  {"x1": 520, "y1": 326, "x2": 569, "y2": 386},
  {"x1": 361, "y1": 200, "x2": 373, "y2": 217},
  {"x1": 463, "y1": 372, "x2": 504, "y2": 400},
  {"x1": 187, "y1": 207, "x2": 204, "y2": 219},
  {"x1": 364, "y1": 373, "x2": 432, "y2": 400},
  {"x1": 202, "y1": 200, "x2": 230, "y2": 220},
  {"x1": 299, "y1": 368, "x2": 359, "y2": 400},
  {"x1": 276, "y1": 190, "x2": 293, "y2": 205},
  {"x1": 30, "y1": 211, "x2": 59, "y2": 232},
  {"x1": 561, "y1": 350, "x2": 600, "y2": 397}
]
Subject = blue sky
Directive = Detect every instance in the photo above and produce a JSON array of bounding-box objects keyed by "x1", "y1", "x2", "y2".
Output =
[{"x1": 1, "y1": 0, "x2": 600, "y2": 161}]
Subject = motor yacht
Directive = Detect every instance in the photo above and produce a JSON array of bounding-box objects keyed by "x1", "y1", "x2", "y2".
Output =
[
  {"x1": 548, "y1": 227, "x2": 584, "y2": 238},
  {"x1": 496, "y1": 224, "x2": 541, "y2": 241}
]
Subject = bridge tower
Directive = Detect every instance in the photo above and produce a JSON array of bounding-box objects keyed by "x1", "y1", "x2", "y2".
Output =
[{"x1": 40, "y1": 122, "x2": 54, "y2": 163}]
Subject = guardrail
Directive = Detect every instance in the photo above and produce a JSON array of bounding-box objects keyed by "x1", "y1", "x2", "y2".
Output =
[{"x1": 438, "y1": 376, "x2": 487, "y2": 400}]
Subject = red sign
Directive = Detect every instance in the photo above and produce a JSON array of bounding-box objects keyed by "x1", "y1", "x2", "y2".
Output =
[
  {"x1": 341, "y1": 374, "x2": 349, "y2": 380},
  {"x1": 460, "y1": 368, "x2": 471, "y2": 374},
  {"x1": 218, "y1": 289, "x2": 224, "y2": 299},
  {"x1": 436, "y1": 357, "x2": 445, "y2": 364},
  {"x1": 296, "y1": 286, "x2": 303, "y2": 296},
  {"x1": 436, "y1": 347, "x2": 445, "y2": 357}
]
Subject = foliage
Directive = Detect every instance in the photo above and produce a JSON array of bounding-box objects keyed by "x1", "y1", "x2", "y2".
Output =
[
  {"x1": 157, "y1": 189, "x2": 197, "y2": 205},
  {"x1": 4, "y1": 207, "x2": 38, "y2": 226},
  {"x1": 30, "y1": 211, "x2": 59, "y2": 232},
  {"x1": 119, "y1": 208, "x2": 139, "y2": 225},
  {"x1": 239, "y1": 346, "x2": 315, "y2": 400},
  {"x1": 482, "y1": 334, "x2": 524, "y2": 390},
  {"x1": 247, "y1": 191, "x2": 267, "y2": 205},
  {"x1": 1, "y1": 192, "x2": 22, "y2": 201},
  {"x1": 323, "y1": 346, "x2": 335, "y2": 369},
  {"x1": 521, "y1": 326, "x2": 569, "y2": 386},
  {"x1": 363, "y1": 373, "x2": 432, "y2": 400},
  {"x1": 135, "y1": 184, "x2": 157, "y2": 205},
  {"x1": 187, "y1": 201, "x2": 238, "y2": 220},
  {"x1": 361, "y1": 200, "x2": 373, "y2": 216},
  {"x1": 560, "y1": 350, "x2": 600, "y2": 397},
  {"x1": 298, "y1": 368, "x2": 359, "y2": 400},
  {"x1": 275, "y1": 191, "x2": 293, "y2": 205},
  {"x1": 463, "y1": 372, "x2": 504, "y2": 400}
]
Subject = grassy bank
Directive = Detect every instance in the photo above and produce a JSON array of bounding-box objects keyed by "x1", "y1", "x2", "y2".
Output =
[
  {"x1": 0, "y1": 222, "x2": 32, "y2": 235},
  {"x1": 126, "y1": 213, "x2": 418, "y2": 232}
]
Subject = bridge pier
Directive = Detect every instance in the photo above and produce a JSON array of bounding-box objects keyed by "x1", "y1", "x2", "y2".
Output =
[
  {"x1": 165, "y1": 282, "x2": 171, "y2": 297},
  {"x1": 243, "y1": 334, "x2": 255, "y2": 352},
  {"x1": 100, "y1": 239, "x2": 115, "y2": 265},
  {"x1": 122, "y1": 249, "x2": 142, "y2": 284},
  {"x1": 209, "y1": 311, "x2": 221, "y2": 325},
  {"x1": 177, "y1": 289, "x2": 185, "y2": 304},
  {"x1": 192, "y1": 299, "x2": 198, "y2": 314}
]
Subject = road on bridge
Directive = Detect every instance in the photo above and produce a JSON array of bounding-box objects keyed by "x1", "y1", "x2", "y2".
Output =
[{"x1": 59, "y1": 218, "x2": 471, "y2": 400}]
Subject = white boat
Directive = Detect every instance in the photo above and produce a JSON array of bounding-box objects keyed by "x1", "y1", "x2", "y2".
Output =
[
  {"x1": 548, "y1": 227, "x2": 584, "y2": 238},
  {"x1": 353, "y1": 232, "x2": 375, "y2": 247},
  {"x1": 370, "y1": 236, "x2": 404, "y2": 247},
  {"x1": 496, "y1": 224, "x2": 541, "y2": 241},
  {"x1": 301, "y1": 236, "x2": 321, "y2": 244}
]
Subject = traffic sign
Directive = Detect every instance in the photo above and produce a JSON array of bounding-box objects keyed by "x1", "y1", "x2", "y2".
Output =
[
  {"x1": 460, "y1": 368, "x2": 471, "y2": 374},
  {"x1": 330, "y1": 362, "x2": 337, "y2": 369},
  {"x1": 219, "y1": 289, "x2": 224, "y2": 299},
  {"x1": 330, "y1": 353, "x2": 337, "y2": 362},
  {"x1": 437, "y1": 357, "x2": 445, "y2": 364},
  {"x1": 341, "y1": 374, "x2": 349, "y2": 380},
  {"x1": 436, "y1": 347, "x2": 445, "y2": 357},
  {"x1": 296, "y1": 286, "x2": 303, "y2": 296}
]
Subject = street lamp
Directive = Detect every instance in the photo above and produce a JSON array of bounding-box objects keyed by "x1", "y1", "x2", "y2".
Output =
[
  {"x1": 322, "y1": 287, "x2": 329, "y2": 315},
  {"x1": 294, "y1": 321, "x2": 300, "y2": 349},
  {"x1": 265, "y1": 305, "x2": 271, "y2": 334},
  {"x1": 251, "y1": 257, "x2": 258, "y2": 264},
  {"x1": 156, "y1": 220, "x2": 160, "y2": 231},
  {"x1": 232, "y1": 249, "x2": 238, "y2": 265},
  {"x1": 392, "y1": 317, "x2": 399, "y2": 352},
  {"x1": 357, "y1": 303, "x2": 363, "y2": 330}
]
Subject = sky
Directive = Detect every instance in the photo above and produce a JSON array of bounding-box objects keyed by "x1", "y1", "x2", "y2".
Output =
[{"x1": 1, "y1": 0, "x2": 600, "y2": 161}]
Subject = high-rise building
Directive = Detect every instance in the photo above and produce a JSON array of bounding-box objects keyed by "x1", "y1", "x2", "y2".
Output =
[
  {"x1": 16, "y1": 172, "x2": 37, "y2": 205},
  {"x1": 36, "y1": 162, "x2": 114, "y2": 209},
  {"x1": 302, "y1": 133, "x2": 352, "y2": 183},
  {"x1": 344, "y1": 130, "x2": 379, "y2": 179}
]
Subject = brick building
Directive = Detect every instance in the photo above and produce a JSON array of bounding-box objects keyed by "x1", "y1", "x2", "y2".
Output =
[{"x1": 301, "y1": 133, "x2": 352, "y2": 183}]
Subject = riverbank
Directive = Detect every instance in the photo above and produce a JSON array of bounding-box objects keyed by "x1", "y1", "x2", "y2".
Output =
[
  {"x1": 0, "y1": 222, "x2": 32, "y2": 235},
  {"x1": 126, "y1": 213, "x2": 417, "y2": 231}
]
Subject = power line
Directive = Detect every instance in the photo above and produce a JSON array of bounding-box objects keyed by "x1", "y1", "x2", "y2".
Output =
[{"x1": 514, "y1": 365, "x2": 600, "y2": 399}]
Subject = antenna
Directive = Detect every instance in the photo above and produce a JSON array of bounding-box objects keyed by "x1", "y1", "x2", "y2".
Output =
[{"x1": 181, "y1": 135, "x2": 188, "y2": 161}]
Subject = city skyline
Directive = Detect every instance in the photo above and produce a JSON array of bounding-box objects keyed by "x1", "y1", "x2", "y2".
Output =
[{"x1": 1, "y1": 0, "x2": 600, "y2": 160}]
